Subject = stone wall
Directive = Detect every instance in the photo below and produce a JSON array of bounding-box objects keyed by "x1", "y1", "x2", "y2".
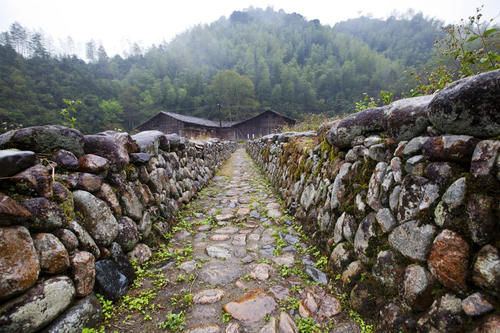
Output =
[
  {"x1": 0, "y1": 128, "x2": 236, "y2": 332},
  {"x1": 247, "y1": 70, "x2": 500, "y2": 332}
]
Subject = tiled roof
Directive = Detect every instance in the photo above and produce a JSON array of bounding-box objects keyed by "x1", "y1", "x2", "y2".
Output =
[{"x1": 161, "y1": 112, "x2": 223, "y2": 127}]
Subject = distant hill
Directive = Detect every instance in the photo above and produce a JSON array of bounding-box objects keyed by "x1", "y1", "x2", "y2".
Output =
[{"x1": 0, "y1": 7, "x2": 444, "y2": 133}]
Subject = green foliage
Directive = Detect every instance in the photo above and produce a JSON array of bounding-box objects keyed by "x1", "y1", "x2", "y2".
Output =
[
  {"x1": 158, "y1": 311, "x2": 186, "y2": 331},
  {"x1": 349, "y1": 310, "x2": 374, "y2": 333},
  {"x1": 295, "y1": 316, "x2": 321, "y2": 333},
  {"x1": 222, "y1": 310, "x2": 232, "y2": 323},
  {"x1": 96, "y1": 293, "x2": 114, "y2": 321},
  {"x1": 409, "y1": 6, "x2": 500, "y2": 95},
  {"x1": 0, "y1": 9, "x2": 444, "y2": 132},
  {"x1": 60, "y1": 99, "x2": 81, "y2": 128}
]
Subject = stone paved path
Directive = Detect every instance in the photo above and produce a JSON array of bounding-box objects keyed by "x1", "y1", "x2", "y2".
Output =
[{"x1": 102, "y1": 148, "x2": 360, "y2": 333}]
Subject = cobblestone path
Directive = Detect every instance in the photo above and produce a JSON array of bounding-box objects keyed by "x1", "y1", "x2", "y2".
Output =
[{"x1": 103, "y1": 148, "x2": 360, "y2": 333}]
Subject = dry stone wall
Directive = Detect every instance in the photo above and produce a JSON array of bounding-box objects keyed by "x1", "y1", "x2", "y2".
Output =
[
  {"x1": 247, "y1": 70, "x2": 500, "y2": 332},
  {"x1": 0, "y1": 128, "x2": 236, "y2": 332}
]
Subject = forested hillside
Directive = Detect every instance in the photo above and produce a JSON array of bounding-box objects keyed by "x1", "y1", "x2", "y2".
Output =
[{"x1": 0, "y1": 8, "x2": 445, "y2": 133}]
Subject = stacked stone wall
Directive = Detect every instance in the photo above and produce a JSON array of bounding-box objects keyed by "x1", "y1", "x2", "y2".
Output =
[
  {"x1": 0, "y1": 128, "x2": 236, "y2": 332},
  {"x1": 247, "y1": 70, "x2": 500, "y2": 332}
]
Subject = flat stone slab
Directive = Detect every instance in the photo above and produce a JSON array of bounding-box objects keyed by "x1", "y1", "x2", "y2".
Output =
[
  {"x1": 209, "y1": 234, "x2": 231, "y2": 241},
  {"x1": 223, "y1": 289, "x2": 277, "y2": 323},
  {"x1": 206, "y1": 245, "x2": 231, "y2": 260},
  {"x1": 199, "y1": 262, "x2": 242, "y2": 285},
  {"x1": 193, "y1": 289, "x2": 226, "y2": 304},
  {"x1": 214, "y1": 226, "x2": 239, "y2": 234}
]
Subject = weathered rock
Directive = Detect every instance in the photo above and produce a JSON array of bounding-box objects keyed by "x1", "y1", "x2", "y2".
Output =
[
  {"x1": 115, "y1": 216, "x2": 139, "y2": 252},
  {"x1": 417, "y1": 294, "x2": 465, "y2": 332},
  {"x1": 366, "y1": 162, "x2": 387, "y2": 211},
  {"x1": 372, "y1": 250, "x2": 404, "y2": 291},
  {"x1": 471, "y1": 140, "x2": 500, "y2": 177},
  {"x1": 78, "y1": 154, "x2": 109, "y2": 173},
  {"x1": 193, "y1": 289, "x2": 226, "y2": 304},
  {"x1": 0, "y1": 150, "x2": 36, "y2": 177},
  {"x1": 375, "y1": 208, "x2": 396, "y2": 233},
  {"x1": 331, "y1": 321, "x2": 361, "y2": 333},
  {"x1": 249, "y1": 263, "x2": 272, "y2": 281},
  {"x1": 206, "y1": 245, "x2": 231, "y2": 260},
  {"x1": 305, "y1": 266, "x2": 328, "y2": 285},
  {"x1": 33, "y1": 233, "x2": 70, "y2": 274},
  {"x1": 0, "y1": 226, "x2": 40, "y2": 301},
  {"x1": 70, "y1": 251, "x2": 95, "y2": 297},
  {"x1": 326, "y1": 107, "x2": 385, "y2": 148},
  {"x1": 83, "y1": 132, "x2": 136, "y2": 171},
  {"x1": 428, "y1": 229, "x2": 469, "y2": 293},
  {"x1": 428, "y1": 70, "x2": 500, "y2": 137},
  {"x1": 223, "y1": 289, "x2": 277, "y2": 323},
  {"x1": 109, "y1": 242, "x2": 136, "y2": 283},
  {"x1": 434, "y1": 177, "x2": 467, "y2": 228},
  {"x1": 12, "y1": 164, "x2": 53, "y2": 197},
  {"x1": 0, "y1": 125, "x2": 84, "y2": 156},
  {"x1": 462, "y1": 292, "x2": 494, "y2": 317},
  {"x1": 472, "y1": 245, "x2": 500, "y2": 292},
  {"x1": 401, "y1": 264, "x2": 435, "y2": 311},
  {"x1": 0, "y1": 276, "x2": 75, "y2": 333},
  {"x1": 138, "y1": 211, "x2": 152, "y2": 238},
  {"x1": 54, "y1": 228, "x2": 78, "y2": 253},
  {"x1": 94, "y1": 259, "x2": 129, "y2": 300},
  {"x1": 69, "y1": 220, "x2": 100, "y2": 259},
  {"x1": 330, "y1": 162, "x2": 352, "y2": 209},
  {"x1": 473, "y1": 314, "x2": 500, "y2": 333},
  {"x1": 422, "y1": 135, "x2": 479, "y2": 162},
  {"x1": 131, "y1": 130, "x2": 168, "y2": 155},
  {"x1": 185, "y1": 324, "x2": 221, "y2": 333},
  {"x1": 73, "y1": 190, "x2": 119, "y2": 246},
  {"x1": 96, "y1": 183, "x2": 121, "y2": 216},
  {"x1": 65, "y1": 172, "x2": 103, "y2": 192},
  {"x1": 42, "y1": 293, "x2": 102, "y2": 333},
  {"x1": 0, "y1": 192, "x2": 31, "y2": 226},
  {"x1": 127, "y1": 243, "x2": 152, "y2": 265},
  {"x1": 397, "y1": 176, "x2": 438, "y2": 223},
  {"x1": 317, "y1": 294, "x2": 342, "y2": 319},
  {"x1": 342, "y1": 260, "x2": 363, "y2": 285},
  {"x1": 382, "y1": 95, "x2": 433, "y2": 141},
  {"x1": 354, "y1": 213, "x2": 378, "y2": 263},
  {"x1": 466, "y1": 193, "x2": 496, "y2": 245},
  {"x1": 130, "y1": 152, "x2": 151, "y2": 164},
  {"x1": 424, "y1": 162, "x2": 455, "y2": 186},
  {"x1": 368, "y1": 143, "x2": 386, "y2": 162},
  {"x1": 329, "y1": 242, "x2": 354, "y2": 271},
  {"x1": 225, "y1": 322, "x2": 240, "y2": 333},
  {"x1": 403, "y1": 136, "x2": 429, "y2": 157},
  {"x1": 350, "y1": 280, "x2": 378, "y2": 316},
  {"x1": 300, "y1": 184, "x2": 316, "y2": 211},
  {"x1": 389, "y1": 220, "x2": 436, "y2": 262},
  {"x1": 379, "y1": 303, "x2": 408, "y2": 333},
  {"x1": 52, "y1": 149, "x2": 79, "y2": 170},
  {"x1": 278, "y1": 311, "x2": 298, "y2": 333},
  {"x1": 260, "y1": 317, "x2": 277, "y2": 333},
  {"x1": 22, "y1": 197, "x2": 67, "y2": 231}
]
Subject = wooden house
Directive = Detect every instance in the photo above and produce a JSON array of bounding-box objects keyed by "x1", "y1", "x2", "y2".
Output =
[{"x1": 137, "y1": 109, "x2": 295, "y2": 140}]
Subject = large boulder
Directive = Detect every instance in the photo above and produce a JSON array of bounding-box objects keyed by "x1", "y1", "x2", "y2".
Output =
[
  {"x1": 72, "y1": 190, "x2": 119, "y2": 247},
  {"x1": 83, "y1": 131, "x2": 137, "y2": 171},
  {"x1": 327, "y1": 107, "x2": 385, "y2": 148},
  {"x1": 0, "y1": 150, "x2": 36, "y2": 177},
  {"x1": 131, "y1": 130, "x2": 168, "y2": 155},
  {"x1": 382, "y1": 95, "x2": 432, "y2": 140},
  {"x1": 428, "y1": 69, "x2": 500, "y2": 137},
  {"x1": 0, "y1": 276, "x2": 75, "y2": 333},
  {"x1": 389, "y1": 220, "x2": 436, "y2": 262},
  {"x1": 42, "y1": 294, "x2": 102, "y2": 333},
  {"x1": 0, "y1": 125, "x2": 84, "y2": 156},
  {"x1": 0, "y1": 226, "x2": 40, "y2": 301}
]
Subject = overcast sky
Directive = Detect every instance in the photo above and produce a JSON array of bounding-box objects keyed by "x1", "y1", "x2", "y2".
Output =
[{"x1": 1, "y1": 0, "x2": 499, "y2": 57}]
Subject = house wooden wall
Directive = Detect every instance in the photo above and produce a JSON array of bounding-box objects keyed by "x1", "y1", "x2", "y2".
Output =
[{"x1": 233, "y1": 112, "x2": 294, "y2": 140}]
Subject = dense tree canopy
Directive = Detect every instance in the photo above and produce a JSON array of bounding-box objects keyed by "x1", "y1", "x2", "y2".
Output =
[{"x1": 0, "y1": 7, "x2": 450, "y2": 133}]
